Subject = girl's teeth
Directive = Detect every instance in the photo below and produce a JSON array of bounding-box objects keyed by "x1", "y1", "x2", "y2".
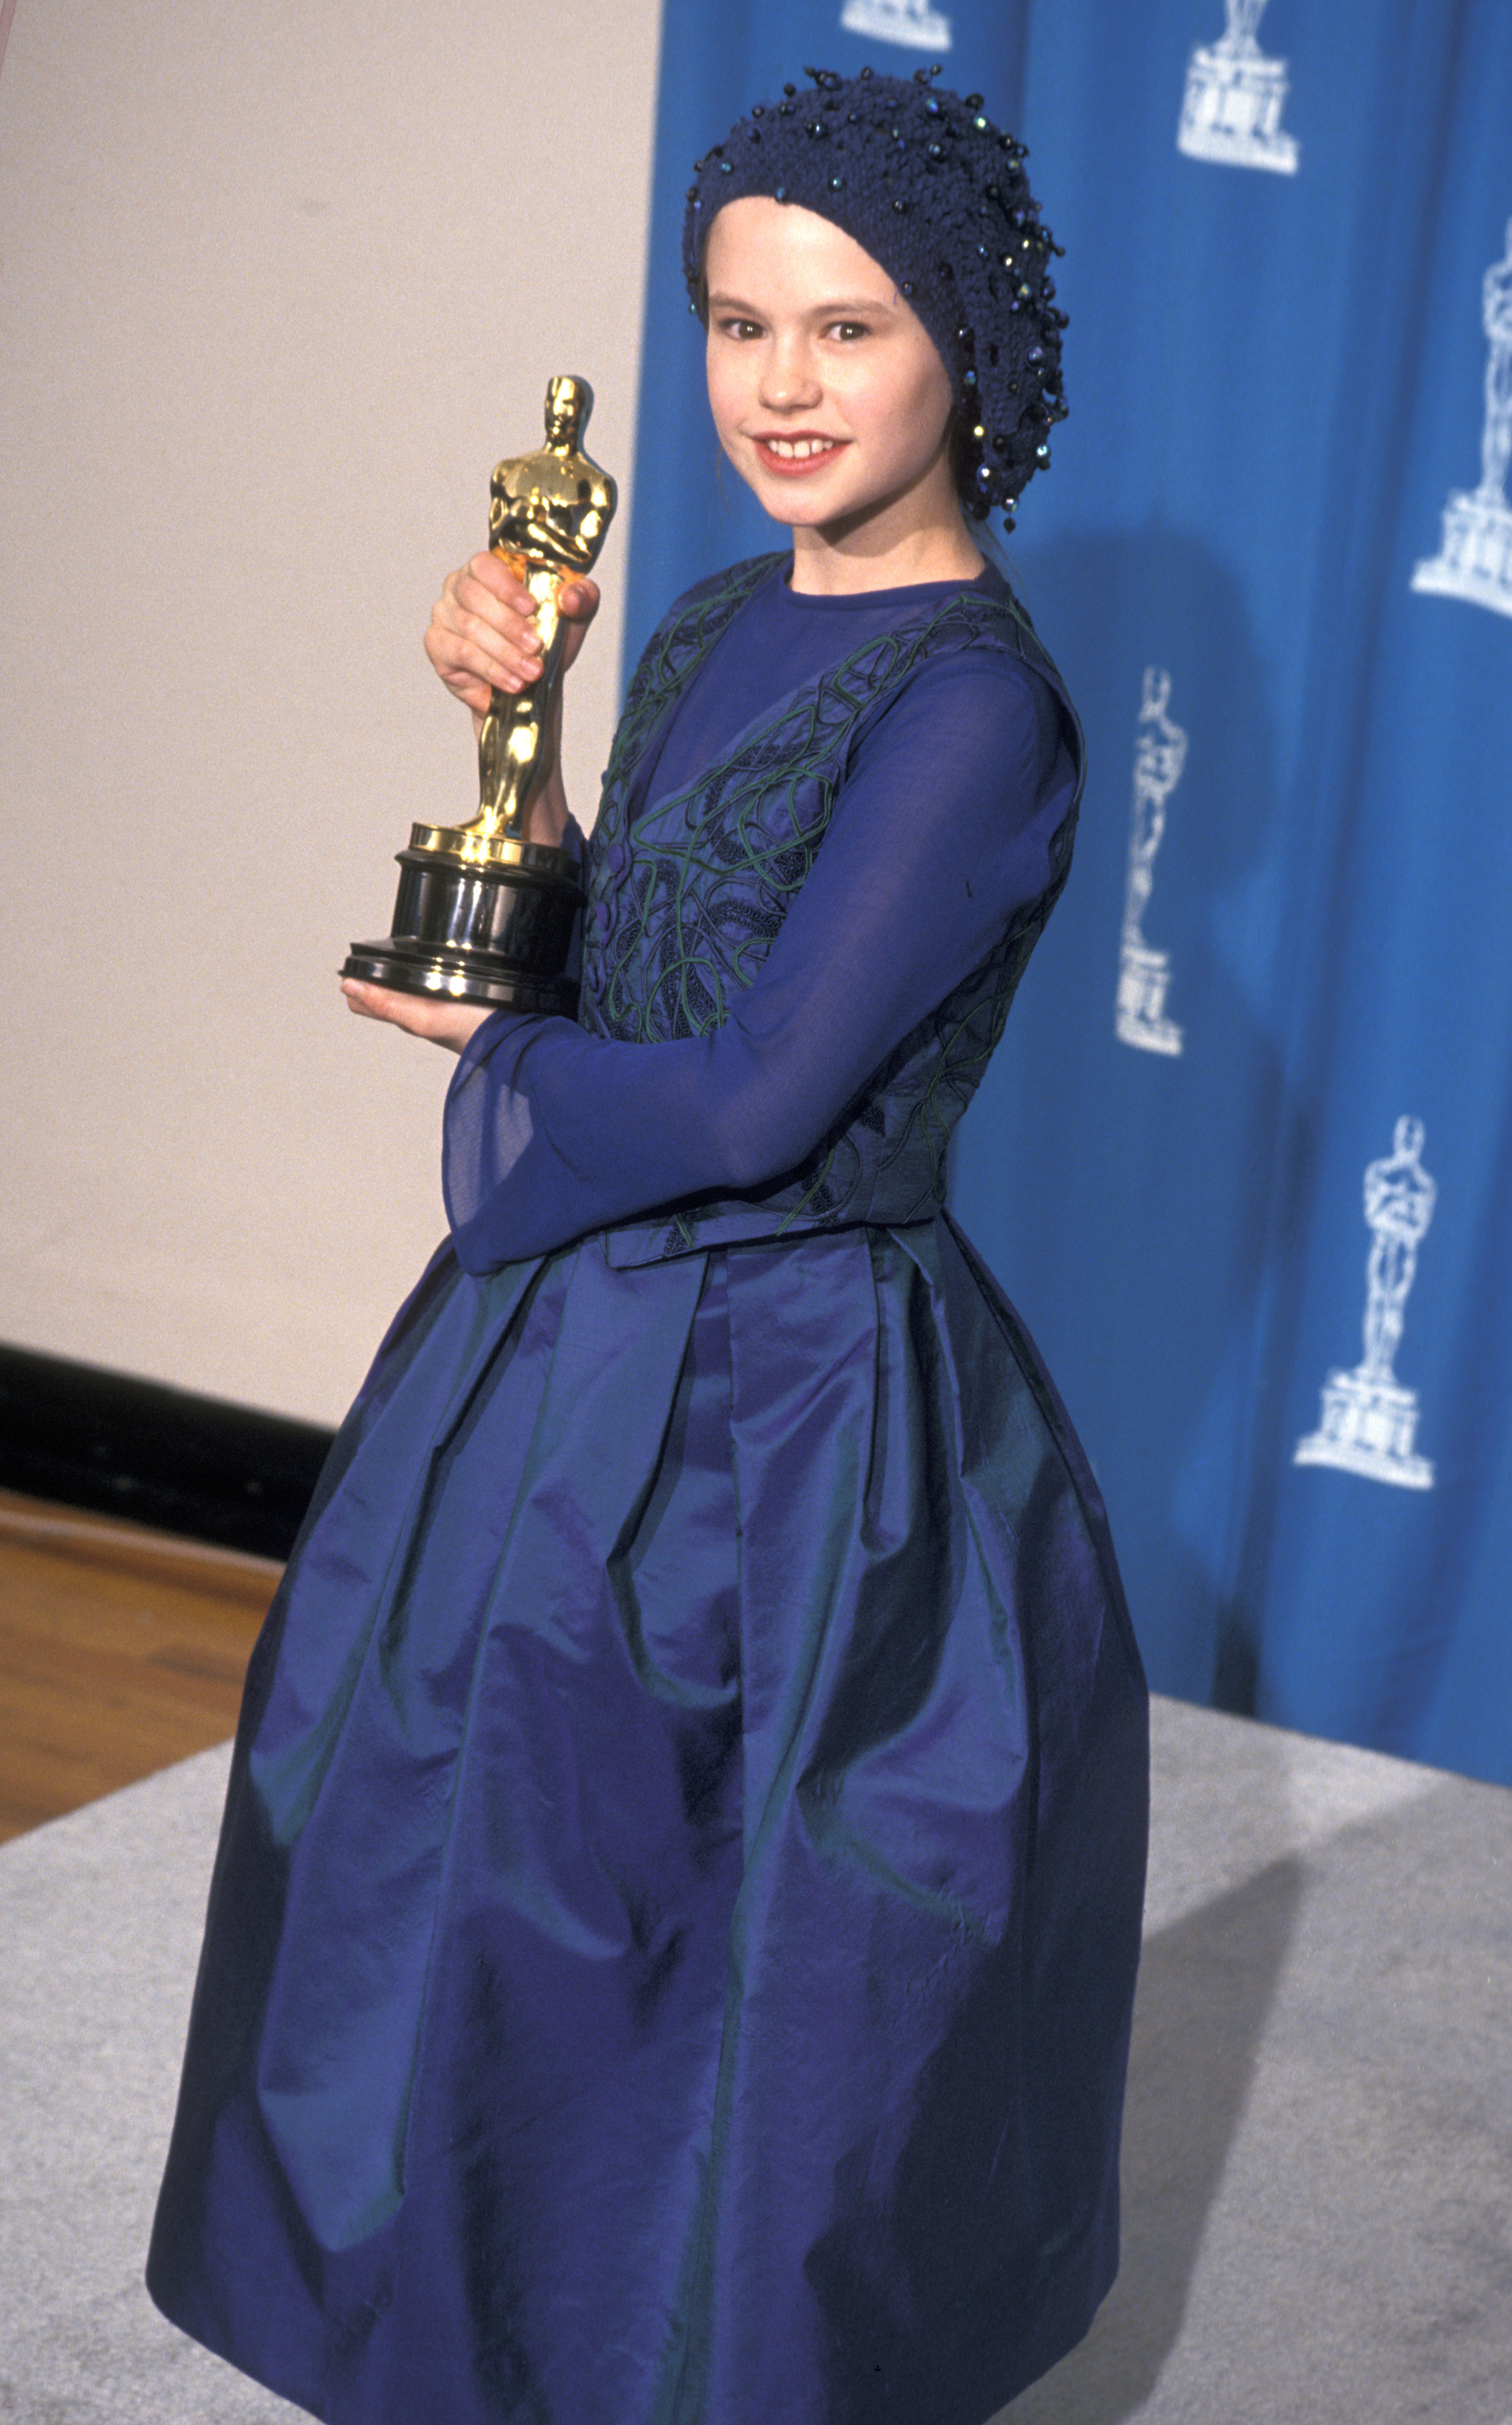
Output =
[{"x1": 769, "y1": 437, "x2": 834, "y2": 459}]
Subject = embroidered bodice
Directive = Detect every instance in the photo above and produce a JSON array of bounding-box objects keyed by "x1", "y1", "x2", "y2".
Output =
[{"x1": 443, "y1": 555, "x2": 1083, "y2": 1272}]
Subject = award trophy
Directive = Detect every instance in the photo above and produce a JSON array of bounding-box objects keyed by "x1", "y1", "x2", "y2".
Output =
[
  {"x1": 1412, "y1": 221, "x2": 1512, "y2": 622},
  {"x1": 1294, "y1": 1117, "x2": 1438, "y2": 1491},
  {"x1": 1176, "y1": 0, "x2": 1299, "y2": 177},
  {"x1": 343, "y1": 374, "x2": 617, "y2": 1011},
  {"x1": 1115, "y1": 667, "x2": 1189, "y2": 1057}
]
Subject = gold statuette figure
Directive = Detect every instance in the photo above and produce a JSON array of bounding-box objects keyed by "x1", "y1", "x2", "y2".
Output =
[
  {"x1": 343, "y1": 376, "x2": 617, "y2": 1011},
  {"x1": 470, "y1": 374, "x2": 616, "y2": 841}
]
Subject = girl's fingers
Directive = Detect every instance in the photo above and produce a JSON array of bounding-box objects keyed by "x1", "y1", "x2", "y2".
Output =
[
  {"x1": 556, "y1": 577, "x2": 600, "y2": 620},
  {"x1": 556, "y1": 584, "x2": 599, "y2": 673},
  {"x1": 453, "y1": 575, "x2": 536, "y2": 633},
  {"x1": 442, "y1": 598, "x2": 540, "y2": 668},
  {"x1": 422, "y1": 632, "x2": 495, "y2": 710},
  {"x1": 440, "y1": 559, "x2": 537, "y2": 643},
  {"x1": 425, "y1": 602, "x2": 543, "y2": 697},
  {"x1": 427, "y1": 561, "x2": 600, "y2": 705},
  {"x1": 462, "y1": 602, "x2": 543, "y2": 677},
  {"x1": 454, "y1": 555, "x2": 539, "y2": 635},
  {"x1": 465, "y1": 550, "x2": 533, "y2": 608},
  {"x1": 340, "y1": 979, "x2": 494, "y2": 1052},
  {"x1": 436, "y1": 563, "x2": 550, "y2": 679}
]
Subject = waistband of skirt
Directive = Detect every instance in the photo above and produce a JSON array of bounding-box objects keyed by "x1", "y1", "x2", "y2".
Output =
[{"x1": 599, "y1": 1190, "x2": 942, "y2": 1269}]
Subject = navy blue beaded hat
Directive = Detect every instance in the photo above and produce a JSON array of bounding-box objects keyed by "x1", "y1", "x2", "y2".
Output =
[{"x1": 682, "y1": 63, "x2": 1068, "y2": 529}]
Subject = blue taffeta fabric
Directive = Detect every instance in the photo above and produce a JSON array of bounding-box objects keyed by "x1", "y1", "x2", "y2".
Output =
[{"x1": 148, "y1": 559, "x2": 1149, "y2": 2425}]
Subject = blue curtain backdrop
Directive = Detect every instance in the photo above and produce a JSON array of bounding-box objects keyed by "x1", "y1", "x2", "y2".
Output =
[{"x1": 623, "y1": 0, "x2": 1512, "y2": 1790}]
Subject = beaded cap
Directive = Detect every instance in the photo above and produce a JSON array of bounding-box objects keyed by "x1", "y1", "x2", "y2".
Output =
[{"x1": 682, "y1": 64, "x2": 1068, "y2": 529}]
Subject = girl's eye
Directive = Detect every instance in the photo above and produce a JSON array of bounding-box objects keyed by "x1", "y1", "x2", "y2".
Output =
[
  {"x1": 718, "y1": 318, "x2": 764, "y2": 341},
  {"x1": 827, "y1": 321, "x2": 870, "y2": 342}
]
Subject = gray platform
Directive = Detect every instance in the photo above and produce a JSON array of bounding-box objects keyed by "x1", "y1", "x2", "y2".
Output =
[{"x1": 2, "y1": 1699, "x2": 1509, "y2": 2423}]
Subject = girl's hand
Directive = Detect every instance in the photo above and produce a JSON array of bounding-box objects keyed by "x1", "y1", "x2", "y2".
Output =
[
  {"x1": 424, "y1": 555, "x2": 600, "y2": 719},
  {"x1": 340, "y1": 978, "x2": 496, "y2": 1053}
]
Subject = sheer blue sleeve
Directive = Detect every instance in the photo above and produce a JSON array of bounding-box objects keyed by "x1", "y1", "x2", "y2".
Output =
[{"x1": 443, "y1": 647, "x2": 1076, "y2": 1272}]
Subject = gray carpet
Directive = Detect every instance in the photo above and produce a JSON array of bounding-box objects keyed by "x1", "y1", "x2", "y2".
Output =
[{"x1": 2, "y1": 1699, "x2": 1508, "y2": 2423}]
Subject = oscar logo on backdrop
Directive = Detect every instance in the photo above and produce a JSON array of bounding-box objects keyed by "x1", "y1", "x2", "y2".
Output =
[
  {"x1": 1295, "y1": 1116, "x2": 1438, "y2": 1491},
  {"x1": 1116, "y1": 667, "x2": 1189, "y2": 1057},
  {"x1": 1412, "y1": 218, "x2": 1512, "y2": 623},
  {"x1": 343, "y1": 376, "x2": 617, "y2": 1010},
  {"x1": 1177, "y1": 0, "x2": 1299, "y2": 176},
  {"x1": 839, "y1": 0, "x2": 954, "y2": 50}
]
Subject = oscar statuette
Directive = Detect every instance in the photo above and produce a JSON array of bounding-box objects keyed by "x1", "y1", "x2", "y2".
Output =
[{"x1": 343, "y1": 374, "x2": 617, "y2": 1011}]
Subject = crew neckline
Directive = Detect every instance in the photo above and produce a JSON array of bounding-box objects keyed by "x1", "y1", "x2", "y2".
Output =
[{"x1": 776, "y1": 559, "x2": 998, "y2": 609}]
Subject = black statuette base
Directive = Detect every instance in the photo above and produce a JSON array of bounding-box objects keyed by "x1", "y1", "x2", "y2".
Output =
[{"x1": 343, "y1": 834, "x2": 581, "y2": 1015}]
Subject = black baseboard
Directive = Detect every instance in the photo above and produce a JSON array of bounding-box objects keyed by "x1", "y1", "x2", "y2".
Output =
[{"x1": 0, "y1": 1343, "x2": 335, "y2": 1561}]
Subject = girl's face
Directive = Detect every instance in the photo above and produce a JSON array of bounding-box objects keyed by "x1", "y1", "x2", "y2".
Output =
[{"x1": 703, "y1": 198, "x2": 962, "y2": 555}]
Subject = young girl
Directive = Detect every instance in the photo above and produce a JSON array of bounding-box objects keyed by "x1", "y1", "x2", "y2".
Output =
[{"x1": 149, "y1": 65, "x2": 1148, "y2": 2425}]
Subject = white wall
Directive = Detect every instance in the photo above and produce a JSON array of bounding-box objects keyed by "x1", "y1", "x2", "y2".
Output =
[{"x1": 0, "y1": 0, "x2": 662, "y2": 1423}]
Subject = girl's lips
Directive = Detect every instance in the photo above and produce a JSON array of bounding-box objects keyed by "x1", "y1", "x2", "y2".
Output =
[{"x1": 750, "y1": 434, "x2": 849, "y2": 478}]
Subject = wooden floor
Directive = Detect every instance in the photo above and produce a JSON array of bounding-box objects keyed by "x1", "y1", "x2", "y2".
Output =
[{"x1": 0, "y1": 1489, "x2": 280, "y2": 1843}]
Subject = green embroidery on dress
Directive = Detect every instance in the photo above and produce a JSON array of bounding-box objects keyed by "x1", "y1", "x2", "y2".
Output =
[
  {"x1": 590, "y1": 586, "x2": 1031, "y2": 1049},
  {"x1": 598, "y1": 556, "x2": 782, "y2": 818},
  {"x1": 581, "y1": 561, "x2": 1080, "y2": 1253}
]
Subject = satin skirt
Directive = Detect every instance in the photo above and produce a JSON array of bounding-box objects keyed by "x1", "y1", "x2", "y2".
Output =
[{"x1": 147, "y1": 1214, "x2": 1148, "y2": 2425}]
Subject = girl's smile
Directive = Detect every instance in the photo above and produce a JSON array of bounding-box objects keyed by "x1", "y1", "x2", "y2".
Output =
[
  {"x1": 750, "y1": 429, "x2": 849, "y2": 474},
  {"x1": 702, "y1": 196, "x2": 983, "y2": 593}
]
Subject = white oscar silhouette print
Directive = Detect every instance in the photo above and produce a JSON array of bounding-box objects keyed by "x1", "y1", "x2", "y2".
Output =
[
  {"x1": 1116, "y1": 668, "x2": 1188, "y2": 1056},
  {"x1": 1412, "y1": 218, "x2": 1512, "y2": 622},
  {"x1": 840, "y1": 0, "x2": 953, "y2": 50},
  {"x1": 1177, "y1": 0, "x2": 1299, "y2": 175},
  {"x1": 1295, "y1": 1116, "x2": 1438, "y2": 1491}
]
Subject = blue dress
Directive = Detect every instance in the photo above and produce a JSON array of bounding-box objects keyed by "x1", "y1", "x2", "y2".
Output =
[{"x1": 148, "y1": 557, "x2": 1148, "y2": 2425}]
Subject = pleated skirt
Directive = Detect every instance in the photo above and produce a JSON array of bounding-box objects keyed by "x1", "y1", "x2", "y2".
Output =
[{"x1": 147, "y1": 1213, "x2": 1148, "y2": 2425}]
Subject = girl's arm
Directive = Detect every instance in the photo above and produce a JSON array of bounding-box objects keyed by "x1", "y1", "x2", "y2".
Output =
[{"x1": 443, "y1": 647, "x2": 1079, "y2": 1271}]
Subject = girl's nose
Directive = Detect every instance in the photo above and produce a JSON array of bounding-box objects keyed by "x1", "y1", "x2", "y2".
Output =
[{"x1": 759, "y1": 344, "x2": 822, "y2": 411}]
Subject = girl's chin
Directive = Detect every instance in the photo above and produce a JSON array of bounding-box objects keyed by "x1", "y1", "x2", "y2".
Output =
[
  {"x1": 754, "y1": 497, "x2": 848, "y2": 529},
  {"x1": 743, "y1": 469, "x2": 864, "y2": 526}
]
